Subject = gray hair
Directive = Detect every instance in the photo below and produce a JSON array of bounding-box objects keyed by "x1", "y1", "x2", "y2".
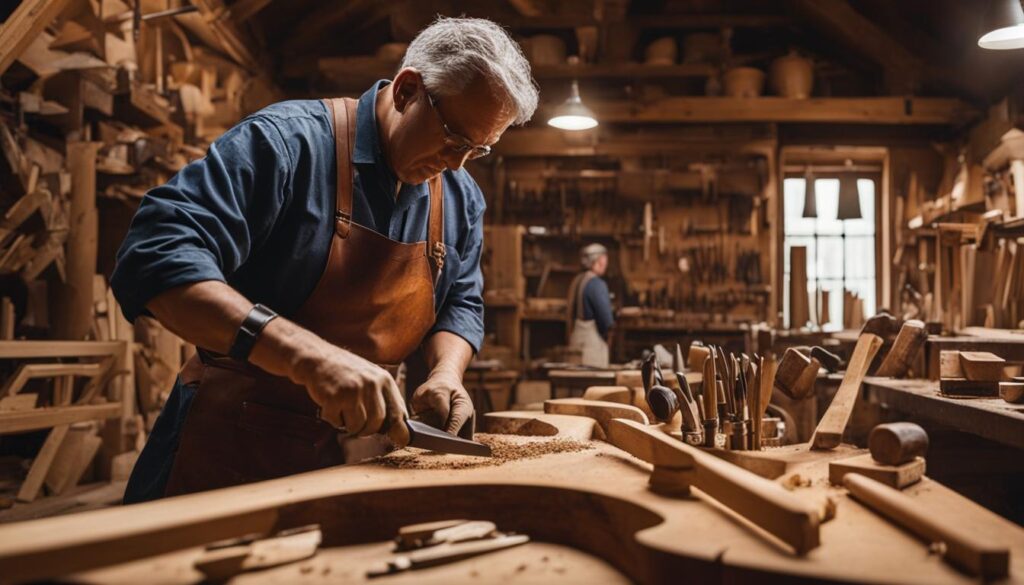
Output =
[
  {"x1": 400, "y1": 17, "x2": 538, "y2": 125},
  {"x1": 581, "y1": 243, "x2": 608, "y2": 269}
]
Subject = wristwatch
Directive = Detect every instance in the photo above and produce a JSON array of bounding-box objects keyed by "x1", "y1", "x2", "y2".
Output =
[{"x1": 228, "y1": 303, "x2": 278, "y2": 362}]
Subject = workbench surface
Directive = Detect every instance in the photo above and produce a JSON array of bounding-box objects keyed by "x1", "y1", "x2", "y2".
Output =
[
  {"x1": 1, "y1": 415, "x2": 1022, "y2": 584},
  {"x1": 863, "y1": 377, "x2": 1024, "y2": 450}
]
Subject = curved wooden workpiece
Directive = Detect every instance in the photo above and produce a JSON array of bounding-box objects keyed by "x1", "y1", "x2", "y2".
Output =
[
  {"x1": 482, "y1": 411, "x2": 602, "y2": 441},
  {"x1": 1, "y1": 414, "x2": 1022, "y2": 584},
  {"x1": 606, "y1": 418, "x2": 821, "y2": 556},
  {"x1": 582, "y1": 385, "x2": 655, "y2": 420},
  {"x1": 543, "y1": 398, "x2": 648, "y2": 435}
]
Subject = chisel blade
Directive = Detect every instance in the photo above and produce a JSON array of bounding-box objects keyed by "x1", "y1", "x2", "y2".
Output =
[{"x1": 406, "y1": 419, "x2": 492, "y2": 457}]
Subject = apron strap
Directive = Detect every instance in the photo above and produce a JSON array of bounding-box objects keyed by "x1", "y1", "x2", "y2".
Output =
[
  {"x1": 427, "y1": 174, "x2": 445, "y2": 283},
  {"x1": 324, "y1": 97, "x2": 357, "y2": 239}
]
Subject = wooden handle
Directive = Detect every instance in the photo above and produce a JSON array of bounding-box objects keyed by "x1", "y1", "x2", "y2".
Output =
[
  {"x1": 843, "y1": 473, "x2": 1008, "y2": 579},
  {"x1": 701, "y1": 355, "x2": 717, "y2": 421},
  {"x1": 607, "y1": 419, "x2": 820, "y2": 555},
  {"x1": 810, "y1": 333, "x2": 883, "y2": 450}
]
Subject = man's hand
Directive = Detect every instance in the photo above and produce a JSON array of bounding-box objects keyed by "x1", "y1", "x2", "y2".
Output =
[
  {"x1": 292, "y1": 344, "x2": 411, "y2": 448},
  {"x1": 411, "y1": 372, "x2": 474, "y2": 435}
]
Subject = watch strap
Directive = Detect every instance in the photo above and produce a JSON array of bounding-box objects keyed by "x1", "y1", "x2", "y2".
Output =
[{"x1": 228, "y1": 303, "x2": 278, "y2": 362}]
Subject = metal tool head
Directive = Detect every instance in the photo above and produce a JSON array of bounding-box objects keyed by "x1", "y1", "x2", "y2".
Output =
[
  {"x1": 641, "y1": 353, "x2": 657, "y2": 392},
  {"x1": 406, "y1": 419, "x2": 492, "y2": 458},
  {"x1": 646, "y1": 384, "x2": 679, "y2": 423},
  {"x1": 673, "y1": 343, "x2": 685, "y2": 373}
]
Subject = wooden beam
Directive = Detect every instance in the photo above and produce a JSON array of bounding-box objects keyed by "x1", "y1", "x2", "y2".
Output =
[
  {"x1": 551, "y1": 97, "x2": 976, "y2": 125},
  {"x1": 16, "y1": 425, "x2": 70, "y2": 502},
  {"x1": 0, "y1": 0, "x2": 75, "y2": 76},
  {"x1": 227, "y1": 0, "x2": 275, "y2": 22},
  {"x1": 787, "y1": 0, "x2": 920, "y2": 91},
  {"x1": 0, "y1": 403, "x2": 121, "y2": 435}
]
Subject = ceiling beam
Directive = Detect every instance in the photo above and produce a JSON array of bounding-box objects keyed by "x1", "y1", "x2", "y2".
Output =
[
  {"x1": 228, "y1": 0, "x2": 275, "y2": 23},
  {"x1": 281, "y1": 0, "x2": 389, "y2": 56}
]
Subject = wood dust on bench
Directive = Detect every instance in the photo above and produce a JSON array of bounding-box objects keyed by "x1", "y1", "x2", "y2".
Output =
[{"x1": 373, "y1": 434, "x2": 594, "y2": 470}]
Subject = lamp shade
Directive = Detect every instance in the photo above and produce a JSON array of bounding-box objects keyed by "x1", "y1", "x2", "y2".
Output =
[
  {"x1": 547, "y1": 80, "x2": 598, "y2": 130},
  {"x1": 979, "y1": 0, "x2": 1024, "y2": 49},
  {"x1": 836, "y1": 175, "x2": 862, "y2": 220},
  {"x1": 802, "y1": 169, "x2": 817, "y2": 218}
]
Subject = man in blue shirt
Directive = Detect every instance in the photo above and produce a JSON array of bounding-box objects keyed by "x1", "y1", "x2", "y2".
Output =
[
  {"x1": 112, "y1": 17, "x2": 538, "y2": 501},
  {"x1": 567, "y1": 243, "x2": 615, "y2": 367}
]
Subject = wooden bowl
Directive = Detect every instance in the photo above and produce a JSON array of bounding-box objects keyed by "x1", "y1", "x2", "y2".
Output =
[{"x1": 771, "y1": 51, "x2": 813, "y2": 98}]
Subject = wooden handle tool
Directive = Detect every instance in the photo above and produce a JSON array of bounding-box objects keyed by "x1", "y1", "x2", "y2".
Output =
[
  {"x1": 701, "y1": 354, "x2": 718, "y2": 447},
  {"x1": 607, "y1": 418, "x2": 821, "y2": 555},
  {"x1": 843, "y1": 473, "x2": 1009, "y2": 579},
  {"x1": 810, "y1": 333, "x2": 883, "y2": 450}
]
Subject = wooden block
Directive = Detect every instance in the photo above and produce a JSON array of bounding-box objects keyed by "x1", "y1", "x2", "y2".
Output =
[
  {"x1": 687, "y1": 344, "x2": 711, "y2": 370},
  {"x1": 775, "y1": 348, "x2": 812, "y2": 399},
  {"x1": 0, "y1": 393, "x2": 37, "y2": 411},
  {"x1": 958, "y1": 351, "x2": 1005, "y2": 382},
  {"x1": 844, "y1": 473, "x2": 1009, "y2": 579},
  {"x1": 45, "y1": 426, "x2": 101, "y2": 496},
  {"x1": 790, "y1": 246, "x2": 810, "y2": 328},
  {"x1": 810, "y1": 334, "x2": 884, "y2": 450},
  {"x1": 939, "y1": 350, "x2": 963, "y2": 378},
  {"x1": 874, "y1": 319, "x2": 927, "y2": 378},
  {"x1": 829, "y1": 454, "x2": 925, "y2": 489},
  {"x1": 939, "y1": 378, "x2": 999, "y2": 396},
  {"x1": 1000, "y1": 381, "x2": 1024, "y2": 403}
]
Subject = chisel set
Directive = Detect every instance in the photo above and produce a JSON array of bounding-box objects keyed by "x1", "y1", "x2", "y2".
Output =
[{"x1": 641, "y1": 342, "x2": 777, "y2": 451}]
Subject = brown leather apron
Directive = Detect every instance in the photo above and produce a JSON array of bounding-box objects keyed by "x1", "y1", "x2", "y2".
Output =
[{"x1": 163, "y1": 97, "x2": 446, "y2": 496}]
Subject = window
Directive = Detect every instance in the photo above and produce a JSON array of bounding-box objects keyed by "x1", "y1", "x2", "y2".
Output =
[{"x1": 783, "y1": 176, "x2": 876, "y2": 331}]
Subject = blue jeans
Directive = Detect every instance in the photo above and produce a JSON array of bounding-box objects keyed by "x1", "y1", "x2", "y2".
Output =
[{"x1": 123, "y1": 379, "x2": 196, "y2": 504}]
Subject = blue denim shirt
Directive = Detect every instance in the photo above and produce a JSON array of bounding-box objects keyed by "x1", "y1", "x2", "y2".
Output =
[
  {"x1": 112, "y1": 80, "x2": 486, "y2": 352},
  {"x1": 581, "y1": 277, "x2": 614, "y2": 337}
]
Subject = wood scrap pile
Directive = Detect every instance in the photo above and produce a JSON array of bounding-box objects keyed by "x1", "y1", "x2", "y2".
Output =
[{"x1": 0, "y1": 0, "x2": 278, "y2": 508}]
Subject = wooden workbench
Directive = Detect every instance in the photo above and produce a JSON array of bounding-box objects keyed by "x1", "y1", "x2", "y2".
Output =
[
  {"x1": 862, "y1": 377, "x2": 1024, "y2": 450},
  {"x1": 1, "y1": 410, "x2": 1021, "y2": 584}
]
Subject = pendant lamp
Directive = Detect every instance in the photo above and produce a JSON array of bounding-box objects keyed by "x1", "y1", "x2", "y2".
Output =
[
  {"x1": 836, "y1": 174, "x2": 862, "y2": 220},
  {"x1": 979, "y1": 0, "x2": 1024, "y2": 50},
  {"x1": 802, "y1": 167, "x2": 817, "y2": 218},
  {"x1": 547, "y1": 80, "x2": 598, "y2": 131}
]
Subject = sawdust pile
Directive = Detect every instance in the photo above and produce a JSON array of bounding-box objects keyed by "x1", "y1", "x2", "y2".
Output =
[{"x1": 374, "y1": 434, "x2": 593, "y2": 470}]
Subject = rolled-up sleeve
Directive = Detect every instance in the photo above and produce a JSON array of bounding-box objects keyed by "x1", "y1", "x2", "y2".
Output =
[
  {"x1": 430, "y1": 207, "x2": 485, "y2": 353},
  {"x1": 111, "y1": 116, "x2": 291, "y2": 321}
]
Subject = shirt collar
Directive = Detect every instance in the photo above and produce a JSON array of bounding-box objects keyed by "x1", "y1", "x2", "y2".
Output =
[{"x1": 353, "y1": 79, "x2": 391, "y2": 165}]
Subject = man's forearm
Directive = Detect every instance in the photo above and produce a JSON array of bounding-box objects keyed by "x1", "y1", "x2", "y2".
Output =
[
  {"x1": 422, "y1": 331, "x2": 474, "y2": 381},
  {"x1": 145, "y1": 280, "x2": 325, "y2": 384}
]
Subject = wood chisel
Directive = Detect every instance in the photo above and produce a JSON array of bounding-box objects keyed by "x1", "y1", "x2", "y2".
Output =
[{"x1": 331, "y1": 419, "x2": 492, "y2": 458}]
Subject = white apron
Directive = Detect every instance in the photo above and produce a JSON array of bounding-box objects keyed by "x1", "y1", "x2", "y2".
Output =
[{"x1": 567, "y1": 272, "x2": 610, "y2": 368}]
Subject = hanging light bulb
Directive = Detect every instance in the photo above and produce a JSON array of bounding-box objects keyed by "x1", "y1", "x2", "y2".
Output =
[
  {"x1": 979, "y1": 0, "x2": 1024, "y2": 49},
  {"x1": 802, "y1": 166, "x2": 817, "y2": 218},
  {"x1": 547, "y1": 80, "x2": 598, "y2": 131},
  {"x1": 836, "y1": 169, "x2": 862, "y2": 221}
]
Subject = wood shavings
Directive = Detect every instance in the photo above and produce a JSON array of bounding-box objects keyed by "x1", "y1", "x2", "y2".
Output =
[{"x1": 373, "y1": 434, "x2": 593, "y2": 470}]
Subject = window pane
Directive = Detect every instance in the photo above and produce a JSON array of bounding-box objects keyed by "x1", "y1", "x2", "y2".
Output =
[
  {"x1": 845, "y1": 236, "x2": 875, "y2": 278},
  {"x1": 814, "y1": 179, "x2": 843, "y2": 235},
  {"x1": 816, "y1": 237, "x2": 844, "y2": 278},
  {"x1": 784, "y1": 178, "x2": 816, "y2": 236}
]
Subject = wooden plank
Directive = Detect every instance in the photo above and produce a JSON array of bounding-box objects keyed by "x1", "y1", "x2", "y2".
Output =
[
  {"x1": 789, "y1": 246, "x2": 809, "y2": 329},
  {"x1": 844, "y1": 473, "x2": 1009, "y2": 579},
  {"x1": 828, "y1": 454, "x2": 925, "y2": 489},
  {"x1": 0, "y1": 363, "x2": 103, "y2": 398},
  {"x1": 810, "y1": 334, "x2": 884, "y2": 450},
  {"x1": 607, "y1": 418, "x2": 821, "y2": 555},
  {"x1": 0, "y1": 403, "x2": 121, "y2": 434},
  {"x1": 1, "y1": 297, "x2": 14, "y2": 340},
  {"x1": 0, "y1": 393, "x2": 38, "y2": 411},
  {"x1": 16, "y1": 425, "x2": 70, "y2": 502},
  {"x1": 0, "y1": 340, "x2": 123, "y2": 359},
  {"x1": 0, "y1": 0, "x2": 75, "y2": 76}
]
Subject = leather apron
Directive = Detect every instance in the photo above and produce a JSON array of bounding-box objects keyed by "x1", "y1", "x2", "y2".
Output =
[{"x1": 163, "y1": 97, "x2": 446, "y2": 496}]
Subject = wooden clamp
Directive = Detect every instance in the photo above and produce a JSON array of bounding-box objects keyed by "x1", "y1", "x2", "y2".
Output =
[
  {"x1": 874, "y1": 319, "x2": 926, "y2": 378},
  {"x1": 606, "y1": 418, "x2": 821, "y2": 555},
  {"x1": 844, "y1": 473, "x2": 1009, "y2": 579},
  {"x1": 810, "y1": 333, "x2": 883, "y2": 450}
]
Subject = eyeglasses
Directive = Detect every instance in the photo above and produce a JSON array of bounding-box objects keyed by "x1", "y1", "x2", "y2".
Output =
[{"x1": 426, "y1": 93, "x2": 491, "y2": 160}]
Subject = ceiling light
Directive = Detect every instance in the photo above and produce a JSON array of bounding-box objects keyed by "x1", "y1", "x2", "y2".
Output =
[
  {"x1": 547, "y1": 80, "x2": 598, "y2": 131},
  {"x1": 979, "y1": 0, "x2": 1024, "y2": 49}
]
